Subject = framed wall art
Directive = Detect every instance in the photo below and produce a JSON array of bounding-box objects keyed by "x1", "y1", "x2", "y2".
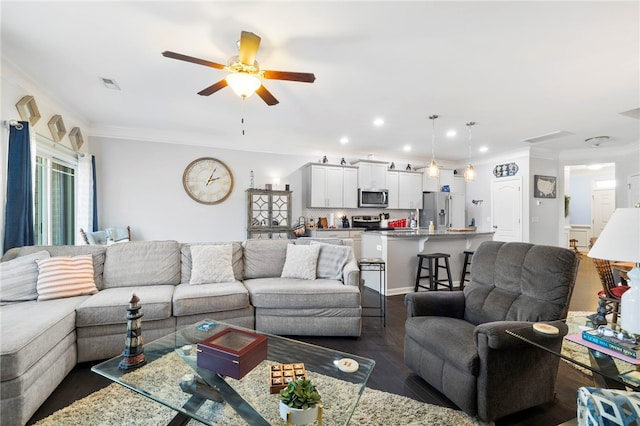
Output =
[{"x1": 534, "y1": 175, "x2": 557, "y2": 198}]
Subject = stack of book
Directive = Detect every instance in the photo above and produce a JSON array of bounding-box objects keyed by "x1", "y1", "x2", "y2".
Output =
[{"x1": 580, "y1": 329, "x2": 640, "y2": 360}]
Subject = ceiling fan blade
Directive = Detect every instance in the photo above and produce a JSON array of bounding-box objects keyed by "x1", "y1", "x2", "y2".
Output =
[
  {"x1": 255, "y1": 85, "x2": 279, "y2": 106},
  {"x1": 197, "y1": 79, "x2": 228, "y2": 96},
  {"x1": 262, "y1": 70, "x2": 316, "y2": 83},
  {"x1": 162, "y1": 51, "x2": 226, "y2": 70},
  {"x1": 238, "y1": 31, "x2": 261, "y2": 65}
]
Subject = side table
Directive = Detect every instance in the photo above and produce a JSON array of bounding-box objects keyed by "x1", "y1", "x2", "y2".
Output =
[{"x1": 358, "y1": 258, "x2": 386, "y2": 327}]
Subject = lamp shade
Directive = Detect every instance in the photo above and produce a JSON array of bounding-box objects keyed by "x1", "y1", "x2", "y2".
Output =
[
  {"x1": 587, "y1": 208, "x2": 640, "y2": 262},
  {"x1": 225, "y1": 73, "x2": 261, "y2": 98}
]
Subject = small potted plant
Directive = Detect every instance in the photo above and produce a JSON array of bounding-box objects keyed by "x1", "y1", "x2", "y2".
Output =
[{"x1": 278, "y1": 378, "x2": 321, "y2": 425}]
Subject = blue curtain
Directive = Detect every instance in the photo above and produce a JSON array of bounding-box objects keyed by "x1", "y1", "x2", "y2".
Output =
[
  {"x1": 3, "y1": 121, "x2": 34, "y2": 253},
  {"x1": 91, "y1": 155, "x2": 98, "y2": 231}
]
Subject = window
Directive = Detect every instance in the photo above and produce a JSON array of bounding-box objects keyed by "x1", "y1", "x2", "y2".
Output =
[{"x1": 35, "y1": 134, "x2": 78, "y2": 245}]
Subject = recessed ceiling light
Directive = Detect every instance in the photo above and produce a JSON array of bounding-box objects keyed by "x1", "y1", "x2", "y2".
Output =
[
  {"x1": 446, "y1": 130, "x2": 457, "y2": 137},
  {"x1": 373, "y1": 118, "x2": 384, "y2": 127},
  {"x1": 339, "y1": 136, "x2": 349, "y2": 144},
  {"x1": 403, "y1": 145, "x2": 412, "y2": 152},
  {"x1": 100, "y1": 77, "x2": 121, "y2": 90},
  {"x1": 479, "y1": 146, "x2": 488, "y2": 153}
]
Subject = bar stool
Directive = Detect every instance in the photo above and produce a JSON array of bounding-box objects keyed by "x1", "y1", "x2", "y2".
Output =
[
  {"x1": 414, "y1": 253, "x2": 453, "y2": 291},
  {"x1": 459, "y1": 250, "x2": 474, "y2": 290}
]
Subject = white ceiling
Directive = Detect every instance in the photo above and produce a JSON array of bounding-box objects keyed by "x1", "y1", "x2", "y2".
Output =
[{"x1": 2, "y1": 1, "x2": 639, "y2": 164}]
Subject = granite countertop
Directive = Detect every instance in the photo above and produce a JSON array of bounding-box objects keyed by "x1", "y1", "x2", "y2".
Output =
[
  {"x1": 313, "y1": 227, "x2": 367, "y2": 231},
  {"x1": 363, "y1": 229, "x2": 494, "y2": 238}
]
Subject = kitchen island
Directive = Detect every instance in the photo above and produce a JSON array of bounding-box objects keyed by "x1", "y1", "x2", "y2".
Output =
[{"x1": 361, "y1": 229, "x2": 494, "y2": 296}]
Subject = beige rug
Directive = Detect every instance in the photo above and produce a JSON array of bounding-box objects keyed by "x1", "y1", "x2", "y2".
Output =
[{"x1": 34, "y1": 351, "x2": 488, "y2": 426}]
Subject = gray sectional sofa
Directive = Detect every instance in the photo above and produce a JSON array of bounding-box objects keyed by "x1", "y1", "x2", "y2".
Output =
[{"x1": 0, "y1": 238, "x2": 360, "y2": 426}]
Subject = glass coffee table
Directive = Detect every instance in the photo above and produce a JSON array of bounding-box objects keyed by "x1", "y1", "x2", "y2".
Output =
[
  {"x1": 92, "y1": 320, "x2": 375, "y2": 425},
  {"x1": 506, "y1": 316, "x2": 639, "y2": 391}
]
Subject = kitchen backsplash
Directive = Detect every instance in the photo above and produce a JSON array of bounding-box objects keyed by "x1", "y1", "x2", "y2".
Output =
[{"x1": 302, "y1": 208, "x2": 417, "y2": 227}]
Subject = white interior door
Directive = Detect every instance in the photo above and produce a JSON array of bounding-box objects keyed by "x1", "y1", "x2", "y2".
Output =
[
  {"x1": 592, "y1": 188, "x2": 615, "y2": 237},
  {"x1": 628, "y1": 173, "x2": 640, "y2": 208},
  {"x1": 491, "y1": 176, "x2": 523, "y2": 242}
]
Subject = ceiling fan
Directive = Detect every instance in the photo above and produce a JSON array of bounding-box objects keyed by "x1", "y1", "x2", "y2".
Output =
[{"x1": 162, "y1": 31, "x2": 316, "y2": 106}]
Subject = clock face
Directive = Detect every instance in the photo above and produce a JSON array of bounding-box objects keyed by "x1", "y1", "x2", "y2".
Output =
[{"x1": 182, "y1": 157, "x2": 234, "y2": 204}]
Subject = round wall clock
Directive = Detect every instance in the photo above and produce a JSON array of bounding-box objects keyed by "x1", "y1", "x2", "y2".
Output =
[{"x1": 182, "y1": 157, "x2": 234, "y2": 204}]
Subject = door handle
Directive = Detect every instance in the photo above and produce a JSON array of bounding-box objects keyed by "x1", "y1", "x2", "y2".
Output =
[{"x1": 493, "y1": 225, "x2": 498, "y2": 229}]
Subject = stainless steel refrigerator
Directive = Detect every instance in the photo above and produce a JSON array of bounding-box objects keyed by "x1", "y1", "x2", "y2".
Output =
[{"x1": 420, "y1": 192, "x2": 466, "y2": 229}]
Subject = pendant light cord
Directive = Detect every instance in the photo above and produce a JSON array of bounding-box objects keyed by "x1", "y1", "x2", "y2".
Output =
[{"x1": 429, "y1": 114, "x2": 438, "y2": 162}]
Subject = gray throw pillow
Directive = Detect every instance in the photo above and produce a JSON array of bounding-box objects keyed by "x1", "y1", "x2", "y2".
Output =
[
  {"x1": 310, "y1": 241, "x2": 353, "y2": 280},
  {"x1": 0, "y1": 250, "x2": 51, "y2": 302},
  {"x1": 281, "y1": 244, "x2": 320, "y2": 280}
]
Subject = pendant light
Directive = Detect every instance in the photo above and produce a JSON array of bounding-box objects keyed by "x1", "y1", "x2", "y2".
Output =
[
  {"x1": 464, "y1": 121, "x2": 476, "y2": 182},
  {"x1": 428, "y1": 114, "x2": 440, "y2": 178}
]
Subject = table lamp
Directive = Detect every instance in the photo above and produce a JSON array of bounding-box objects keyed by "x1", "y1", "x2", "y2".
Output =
[{"x1": 588, "y1": 208, "x2": 640, "y2": 335}]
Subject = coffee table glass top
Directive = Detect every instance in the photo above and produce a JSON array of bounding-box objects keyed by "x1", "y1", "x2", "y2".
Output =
[
  {"x1": 92, "y1": 320, "x2": 375, "y2": 425},
  {"x1": 506, "y1": 316, "x2": 639, "y2": 391}
]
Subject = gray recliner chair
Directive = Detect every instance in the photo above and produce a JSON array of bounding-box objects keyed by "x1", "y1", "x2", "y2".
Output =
[{"x1": 404, "y1": 241, "x2": 580, "y2": 422}]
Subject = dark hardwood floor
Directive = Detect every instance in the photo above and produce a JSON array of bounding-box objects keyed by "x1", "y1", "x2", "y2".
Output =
[{"x1": 28, "y1": 290, "x2": 593, "y2": 425}]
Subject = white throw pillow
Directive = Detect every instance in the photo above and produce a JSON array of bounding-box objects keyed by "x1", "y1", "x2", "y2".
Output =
[
  {"x1": 310, "y1": 241, "x2": 353, "y2": 280},
  {"x1": 36, "y1": 255, "x2": 98, "y2": 301},
  {"x1": 0, "y1": 251, "x2": 51, "y2": 303},
  {"x1": 281, "y1": 244, "x2": 320, "y2": 280},
  {"x1": 190, "y1": 244, "x2": 237, "y2": 284}
]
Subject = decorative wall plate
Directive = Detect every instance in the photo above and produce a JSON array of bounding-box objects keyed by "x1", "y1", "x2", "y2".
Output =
[
  {"x1": 69, "y1": 127, "x2": 84, "y2": 151},
  {"x1": 493, "y1": 162, "x2": 519, "y2": 178}
]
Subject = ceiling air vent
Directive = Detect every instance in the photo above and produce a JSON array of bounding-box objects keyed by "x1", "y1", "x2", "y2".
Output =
[
  {"x1": 100, "y1": 77, "x2": 121, "y2": 90},
  {"x1": 522, "y1": 130, "x2": 573, "y2": 144}
]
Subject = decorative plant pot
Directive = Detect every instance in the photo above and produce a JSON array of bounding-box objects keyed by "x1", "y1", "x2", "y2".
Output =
[{"x1": 279, "y1": 401, "x2": 318, "y2": 425}]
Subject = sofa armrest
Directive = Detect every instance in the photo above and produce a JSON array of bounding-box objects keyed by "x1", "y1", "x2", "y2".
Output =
[
  {"x1": 342, "y1": 259, "x2": 360, "y2": 287},
  {"x1": 404, "y1": 291, "x2": 465, "y2": 319},
  {"x1": 474, "y1": 320, "x2": 568, "y2": 350}
]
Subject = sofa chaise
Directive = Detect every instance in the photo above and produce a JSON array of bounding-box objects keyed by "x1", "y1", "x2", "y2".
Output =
[{"x1": 0, "y1": 238, "x2": 360, "y2": 426}]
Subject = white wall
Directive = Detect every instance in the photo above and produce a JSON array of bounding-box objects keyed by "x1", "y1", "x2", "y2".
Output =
[{"x1": 529, "y1": 155, "x2": 560, "y2": 245}]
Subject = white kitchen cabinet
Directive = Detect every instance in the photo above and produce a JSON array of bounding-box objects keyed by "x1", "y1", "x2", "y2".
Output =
[
  {"x1": 398, "y1": 172, "x2": 423, "y2": 209},
  {"x1": 421, "y1": 169, "x2": 439, "y2": 192},
  {"x1": 352, "y1": 160, "x2": 388, "y2": 189},
  {"x1": 386, "y1": 171, "x2": 400, "y2": 208},
  {"x1": 343, "y1": 167, "x2": 358, "y2": 208},
  {"x1": 439, "y1": 169, "x2": 454, "y2": 191},
  {"x1": 452, "y1": 176, "x2": 465, "y2": 194},
  {"x1": 306, "y1": 163, "x2": 357, "y2": 208},
  {"x1": 387, "y1": 170, "x2": 422, "y2": 209}
]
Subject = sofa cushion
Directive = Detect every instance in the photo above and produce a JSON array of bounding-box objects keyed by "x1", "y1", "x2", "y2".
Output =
[
  {"x1": 36, "y1": 255, "x2": 98, "y2": 301},
  {"x1": 4, "y1": 245, "x2": 107, "y2": 289},
  {"x1": 0, "y1": 250, "x2": 50, "y2": 303},
  {"x1": 181, "y1": 242, "x2": 243, "y2": 283},
  {"x1": 172, "y1": 282, "x2": 250, "y2": 316},
  {"x1": 0, "y1": 296, "x2": 87, "y2": 381},
  {"x1": 243, "y1": 239, "x2": 292, "y2": 279},
  {"x1": 309, "y1": 241, "x2": 353, "y2": 280},
  {"x1": 280, "y1": 244, "x2": 320, "y2": 280},
  {"x1": 244, "y1": 278, "x2": 360, "y2": 309},
  {"x1": 75, "y1": 285, "x2": 174, "y2": 327},
  {"x1": 189, "y1": 244, "x2": 237, "y2": 284},
  {"x1": 103, "y1": 241, "x2": 180, "y2": 288}
]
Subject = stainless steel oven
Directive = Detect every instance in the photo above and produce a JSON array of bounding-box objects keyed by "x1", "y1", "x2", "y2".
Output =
[{"x1": 358, "y1": 188, "x2": 389, "y2": 208}]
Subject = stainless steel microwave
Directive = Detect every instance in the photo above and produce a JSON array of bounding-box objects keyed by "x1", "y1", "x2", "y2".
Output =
[{"x1": 358, "y1": 188, "x2": 389, "y2": 208}]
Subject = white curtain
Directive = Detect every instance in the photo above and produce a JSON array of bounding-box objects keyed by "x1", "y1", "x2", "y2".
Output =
[{"x1": 76, "y1": 154, "x2": 93, "y2": 245}]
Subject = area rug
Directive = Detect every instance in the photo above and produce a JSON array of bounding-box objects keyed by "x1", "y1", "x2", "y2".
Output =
[{"x1": 34, "y1": 351, "x2": 488, "y2": 426}]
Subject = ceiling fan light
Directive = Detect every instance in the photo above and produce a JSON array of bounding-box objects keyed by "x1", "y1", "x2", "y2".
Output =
[
  {"x1": 464, "y1": 164, "x2": 475, "y2": 182},
  {"x1": 428, "y1": 159, "x2": 440, "y2": 178},
  {"x1": 226, "y1": 73, "x2": 261, "y2": 98}
]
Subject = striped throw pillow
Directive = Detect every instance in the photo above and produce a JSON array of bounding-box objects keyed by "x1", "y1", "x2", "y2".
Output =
[{"x1": 36, "y1": 255, "x2": 98, "y2": 301}]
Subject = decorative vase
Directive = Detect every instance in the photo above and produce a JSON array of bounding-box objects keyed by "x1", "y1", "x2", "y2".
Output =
[
  {"x1": 620, "y1": 266, "x2": 640, "y2": 335},
  {"x1": 279, "y1": 401, "x2": 318, "y2": 425}
]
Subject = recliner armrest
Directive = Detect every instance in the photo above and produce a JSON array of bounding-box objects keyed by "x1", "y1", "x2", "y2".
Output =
[
  {"x1": 405, "y1": 291, "x2": 465, "y2": 319},
  {"x1": 474, "y1": 320, "x2": 568, "y2": 350}
]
